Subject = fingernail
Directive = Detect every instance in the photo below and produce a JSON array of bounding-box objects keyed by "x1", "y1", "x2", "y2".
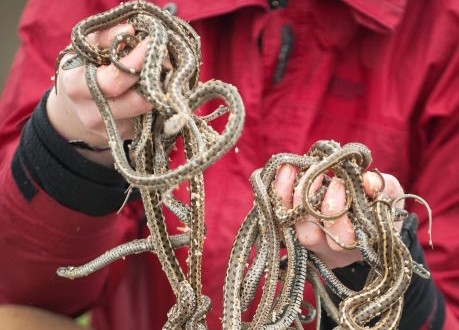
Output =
[
  {"x1": 278, "y1": 165, "x2": 294, "y2": 183},
  {"x1": 366, "y1": 172, "x2": 379, "y2": 193}
]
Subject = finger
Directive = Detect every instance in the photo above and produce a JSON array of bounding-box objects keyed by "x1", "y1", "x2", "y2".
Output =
[
  {"x1": 364, "y1": 171, "x2": 404, "y2": 232},
  {"x1": 294, "y1": 175, "x2": 361, "y2": 268},
  {"x1": 321, "y1": 177, "x2": 356, "y2": 251},
  {"x1": 294, "y1": 173, "x2": 327, "y2": 249},
  {"x1": 86, "y1": 24, "x2": 135, "y2": 49},
  {"x1": 295, "y1": 215, "x2": 327, "y2": 250},
  {"x1": 273, "y1": 165, "x2": 297, "y2": 208},
  {"x1": 363, "y1": 171, "x2": 404, "y2": 199},
  {"x1": 293, "y1": 173, "x2": 323, "y2": 208},
  {"x1": 97, "y1": 37, "x2": 150, "y2": 97},
  {"x1": 318, "y1": 178, "x2": 362, "y2": 267},
  {"x1": 107, "y1": 88, "x2": 152, "y2": 120}
]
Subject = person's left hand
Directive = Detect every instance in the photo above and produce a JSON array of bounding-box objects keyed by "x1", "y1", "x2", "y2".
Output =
[{"x1": 273, "y1": 165, "x2": 404, "y2": 269}]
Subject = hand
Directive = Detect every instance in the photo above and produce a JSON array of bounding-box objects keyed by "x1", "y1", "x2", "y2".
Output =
[
  {"x1": 47, "y1": 24, "x2": 152, "y2": 166},
  {"x1": 273, "y1": 165, "x2": 404, "y2": 269}
]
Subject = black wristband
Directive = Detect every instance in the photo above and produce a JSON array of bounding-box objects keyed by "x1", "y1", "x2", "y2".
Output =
[
  {"x1": 320, "y1": 214, "x2": 445, "y2": 330},
  {"x1": 67, "y1": 139, "x2": 111, "y2": 152},
  {"x1": 11, "y1": 90, "x2": 140, "y2": 216}
]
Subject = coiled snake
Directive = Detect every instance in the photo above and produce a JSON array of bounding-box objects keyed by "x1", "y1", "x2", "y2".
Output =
[
  {"x1": 222, "y1": 140, "x2": 432, "y2": 329},
  {"x1": 54, "y1": 2, "x2": 432, "y2": 329},
  {"x1": 56, "y1": 2, "x2": 244, "y2": 328}
]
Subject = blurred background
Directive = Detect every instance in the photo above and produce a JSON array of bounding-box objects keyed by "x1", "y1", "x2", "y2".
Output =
[{"x1": 0, "y1": 0, "x2": 27, "y2": 92}]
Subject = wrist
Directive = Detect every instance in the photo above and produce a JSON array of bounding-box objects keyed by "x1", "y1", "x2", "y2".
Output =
[{"x1": 13, "y1": 90, "x2": 138, "y2": 215}]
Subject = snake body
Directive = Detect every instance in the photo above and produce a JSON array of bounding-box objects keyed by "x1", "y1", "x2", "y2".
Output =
[
  {"x1": 56, "y1": 2, "x2": 244, "y2": 327},
  {"x1": 223, "y1": 141, "x2": 432, "y2": 330},
  {"x1": 54, "y1": 2, "x2": 431, "y2": 329}
]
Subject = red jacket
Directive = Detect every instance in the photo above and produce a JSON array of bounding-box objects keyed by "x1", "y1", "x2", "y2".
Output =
[{"x1": 1, "y1": 0, "x2": 459, "y2": 329}]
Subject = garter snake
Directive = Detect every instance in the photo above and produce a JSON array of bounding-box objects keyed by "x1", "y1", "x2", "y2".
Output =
[
  {"x1": 54, "y1": 3, "x2": 432, "y2": 329},
  {"x1": 56, "y1": 2, "x2": 244, "y2": 327}
]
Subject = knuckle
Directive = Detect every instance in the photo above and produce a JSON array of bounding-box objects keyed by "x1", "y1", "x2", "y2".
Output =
[
  {"x1": 130, "y1": 92, "x2": 152, "y2": 112},
  {"x1": 59, "y1": 71, "x2": 84, "y2": 100},
  {"x1": 295, "y1": 220, "x2": 322, "y2": 248},
  {"x1": 97, "y1": 66, "x2": 123, "y2": 97},
  {"x1": 296, "y1": 232, "x2": 313, "y2": 247}
]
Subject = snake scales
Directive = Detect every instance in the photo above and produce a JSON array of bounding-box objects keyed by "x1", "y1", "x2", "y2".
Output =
[
  {"x1": 54, "y1": 2, "x2": 432, "y2": 329},
  {"x1": 55, "y1": 1, "x2": 244, "y2": 328},
  {"x1": 223, "y1": 140, "x2": 432, "y2": 330}
]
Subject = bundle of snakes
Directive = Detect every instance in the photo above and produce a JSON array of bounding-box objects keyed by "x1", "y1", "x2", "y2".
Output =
[
  {"x1": 222, "y1": 140, "x2": 432, "y2": 330},
  {"x1": 56, "y1": 1, "x2": 244, "y2": 328},
  {"x1": 55, "y1": 2, "x2": 432, "y2": 329}
]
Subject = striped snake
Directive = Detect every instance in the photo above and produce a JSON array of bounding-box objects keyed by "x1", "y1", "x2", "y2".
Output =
[
  {"x1": 55, "y1": 2, "x2": 244, "y2": 328},
  {"x1": 223, "y1": 140, "x2": 432, "y2": 329},
  {"x1": 54, "y1": 2, "x2": 431, "y2": 329}
]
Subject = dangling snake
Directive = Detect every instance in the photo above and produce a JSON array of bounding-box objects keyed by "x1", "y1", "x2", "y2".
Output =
[
  {"x1": 55, "y1": 2, "x2": 244, "y2": 328},
  {"x1": 222, "y1": 140, "x2": 432, "y2": 330},
  {"x1": 54, "y1": 3, "x2": 432, "y2": 329}
]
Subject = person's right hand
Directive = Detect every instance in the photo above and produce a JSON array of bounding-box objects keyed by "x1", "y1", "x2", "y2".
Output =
[{"x1": 47, "y1": 24, "x2": 152, "y2": 166}]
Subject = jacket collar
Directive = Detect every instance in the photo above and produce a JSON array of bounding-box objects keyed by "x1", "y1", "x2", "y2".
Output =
[
  {"x1": 153, "y1": 0, "x2": 407, "y2": 32},
  {"x1": 153, "y1": 0, "x2": 267, "y2": 21},
  {"x1": 334, "y1": 0, "x2": 407, "y2": 32}
]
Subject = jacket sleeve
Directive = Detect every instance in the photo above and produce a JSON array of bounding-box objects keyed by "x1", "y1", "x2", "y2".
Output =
[
  {"x1": 406, "y1": 9, "x2": 459, "y2": 328},
  {"x1": 0, "y1": 0, "x2": 135, "y2": 317},
  {"x1": 321, "y1": 5, "x2": 459, "y2": 328},
  {"x1": 411, "y1": 84, "x2": 459, "y2": 325}
]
